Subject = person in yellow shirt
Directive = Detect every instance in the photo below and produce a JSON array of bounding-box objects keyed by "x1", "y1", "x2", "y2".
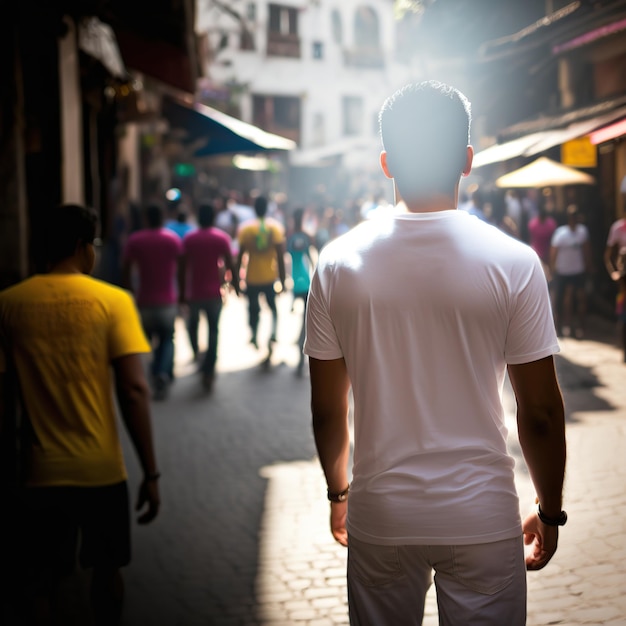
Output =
[
  {"x1": 0, "y1": 204, "x2": 160, "y2": 625},
  {"x1": 236, "y1": 195, "x2": 286, "y2": 357}
]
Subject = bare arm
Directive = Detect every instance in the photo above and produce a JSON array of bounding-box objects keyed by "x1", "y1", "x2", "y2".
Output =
[
  {"x1": 223, "y1": 248, "x2": 240, "y2": 296},
  {"x1": 549, "y1": 245, "x2": 558, "y2": 275},
  {"x1": 236, "y1": 246, "x2": 246, "y2": 292},
  {"x1": 508, "y1": 355, "x2": 566, "y2": 570},
  {"x1": 583, "y1": 239, "x2": 593, "y2": 274},
  {"x1": 310, "y1": 356, "x2": 351, "y2": 546},
  {"x1": 113, "y1": 353, "x2": 160, "y2": 524},
  {"x1": 604, "y1": 244, "x2": 621, "y2": 281},
  {"x1": 275, "y1": 240, "x2": 287, "y2": 291}
]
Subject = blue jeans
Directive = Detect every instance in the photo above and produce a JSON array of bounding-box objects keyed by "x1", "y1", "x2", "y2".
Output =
[
  {"x1": 139, "y1": 304, "x2": 177, "y2": 381},
  {"x1": 187, "y1": 298, "x2": 222, "y2": 376}
]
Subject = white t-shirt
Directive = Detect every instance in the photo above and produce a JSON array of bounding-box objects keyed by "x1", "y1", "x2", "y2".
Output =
[
  {"x1": 606, "y1": 218, "x2": 626, "y2": 255},
  {"x1": 304, "y1": 209, "x2": 559, "y2": 545},
  {"x1": 551, "y1": 223, "x2": 589, "y2": 276}
]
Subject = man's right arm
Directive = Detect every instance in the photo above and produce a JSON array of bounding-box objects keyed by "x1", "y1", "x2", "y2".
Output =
[
  {"x1": 604, "y1": 243, "x2": 621, "y2": 281},
  {"x1": 113, "y1": 353, "x2": 160, "y2": 524},
  {"x1": 508, "y1": 355, "x2": 566, "y2": 570}
]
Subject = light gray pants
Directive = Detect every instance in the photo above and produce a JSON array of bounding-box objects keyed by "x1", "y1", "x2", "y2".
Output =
[{"x1": 347, "y1": 535, "x2": 526, "y2": 625}]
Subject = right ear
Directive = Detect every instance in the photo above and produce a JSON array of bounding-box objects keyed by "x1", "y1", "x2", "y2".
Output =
[
  {"x1": 380, "y1": 151, "x2": 393, "y2": 180},
  {"x1": 462, "y1": 145, "x2": 474, "y2": 177}
]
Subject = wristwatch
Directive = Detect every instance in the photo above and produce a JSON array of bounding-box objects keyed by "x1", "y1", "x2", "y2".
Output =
[
  {"x1": 537, "y1": 504, "x2": 567, "y2": 526},
  {"x1": 327, "y1": 485, "x2": 350, "y2": 503}
]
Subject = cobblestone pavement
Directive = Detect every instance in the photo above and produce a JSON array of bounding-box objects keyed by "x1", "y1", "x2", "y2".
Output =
[{"x1": 112, "y1": 293, "x2": 626, "y2": 626}]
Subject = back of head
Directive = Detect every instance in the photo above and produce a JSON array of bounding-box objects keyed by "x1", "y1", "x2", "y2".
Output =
[
  {"x1": 43, "y1": 204, "x2": 98, "y2": 267},
  {"x1": 198, "y1": 203, "x2": 215, "y2": 228},
  {"x1": 145, "y1": 204, "x2": 164, "y2": 228},
  {"x1": 379, "y1": 80, "x2": 471, "y2": 200},
  {"x1": 254, "y1": 195, "x2": 268, "y2": 218}
]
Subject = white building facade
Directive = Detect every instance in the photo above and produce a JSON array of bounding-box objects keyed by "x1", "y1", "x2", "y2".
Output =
[{"x1": 196, "y1": 0, "x2": 416, "y2": 194}]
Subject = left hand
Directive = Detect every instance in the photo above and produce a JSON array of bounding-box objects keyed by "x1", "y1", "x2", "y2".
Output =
[
  {"x1": 136, "y1": 478, "x2": 161, "y2": 525},
  {"x1": 330, "y1": 501, "x2": 348, "y2": 547},
  {"x1": 523, "y1": 510, "x2": 559, "y2": 570}
]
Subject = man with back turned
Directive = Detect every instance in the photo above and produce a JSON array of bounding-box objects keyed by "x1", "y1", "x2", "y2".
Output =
[
  {"x1": 0, "y1": 203, "x2": 160, "y2": 625},
  {"x1": 305, "y1": 81, "x2": 566, "y2": 625}
]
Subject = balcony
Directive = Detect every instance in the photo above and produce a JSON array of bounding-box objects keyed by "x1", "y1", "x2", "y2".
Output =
[{"x1": 267, "y1": 32, "x2": 301, "y2": 58}]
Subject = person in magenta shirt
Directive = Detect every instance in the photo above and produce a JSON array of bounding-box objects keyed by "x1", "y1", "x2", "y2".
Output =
[
  {"x1": 122, "y1": 204, "x2": 183, "y2": 399},
  {"x1": 527, "y1": 199, "x2": 557, "y2": 271},
  {"x1": 180, "y1": 202, "x2": 239, "y2": 391}
]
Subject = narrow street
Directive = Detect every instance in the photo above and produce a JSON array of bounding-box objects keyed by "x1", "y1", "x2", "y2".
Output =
[{"x1": 114, "y1": 293, "x2": 626, "y2": 626}]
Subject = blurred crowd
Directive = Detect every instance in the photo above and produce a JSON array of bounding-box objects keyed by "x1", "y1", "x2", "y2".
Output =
[{"x1": 104, "y1": 180, "x2": 626, "y2": 401}]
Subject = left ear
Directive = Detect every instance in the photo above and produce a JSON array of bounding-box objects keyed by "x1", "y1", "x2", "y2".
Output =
[
  {"x1": 380, "y1": 151, "x2": 393, "y2": 180},
  {"x1": 462, "y1": 145, "x2": 474, "y2": 177}
]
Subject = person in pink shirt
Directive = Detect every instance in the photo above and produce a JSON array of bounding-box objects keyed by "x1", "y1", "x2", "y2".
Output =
[
  {"x1": 122, "y1": 204, "x2": 183, "y2": 400},
  {"x1": 527, "y1": 196, "x2": 557, "y2": 279},
  {"x1": 179, "y1": 202, "x2": 239, "y2": 391}
]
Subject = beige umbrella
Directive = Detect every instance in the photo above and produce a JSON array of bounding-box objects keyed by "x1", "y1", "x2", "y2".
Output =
[{"x1": 494, "y1": 156, "x2": 595, "y2": 188}]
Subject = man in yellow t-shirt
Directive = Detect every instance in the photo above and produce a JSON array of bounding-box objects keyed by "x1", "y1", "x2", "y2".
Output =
[
  {"x1": 0, "y1": 204, "x2": 160, "y2": 625},
  {"x1": 236, "y1": 195, "x2": 286, "y2": 353}
]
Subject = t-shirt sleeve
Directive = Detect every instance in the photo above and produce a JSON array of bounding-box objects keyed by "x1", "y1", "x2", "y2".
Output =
[
  {"x1": 108, "y1": 289, "x2": 151, "y2": 359},
  {"x1": 505, "y1": 255, "x2": 560, "y2": 365},
  {"x1": 303, "y1": 266, "x2": 343, "y2": 360}
]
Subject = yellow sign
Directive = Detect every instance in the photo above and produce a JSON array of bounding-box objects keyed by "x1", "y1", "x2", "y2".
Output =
[{"x1": 561, "y1": 136, "x2": 597, "y2": 168}]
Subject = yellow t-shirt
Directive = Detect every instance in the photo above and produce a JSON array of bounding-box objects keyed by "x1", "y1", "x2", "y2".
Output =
[
  {"x1": 0, "y1": 274, "x2": 151, "y2": 487},
  {"x1": 238, "y1": 217, "x2": 285, "y2": 285}
]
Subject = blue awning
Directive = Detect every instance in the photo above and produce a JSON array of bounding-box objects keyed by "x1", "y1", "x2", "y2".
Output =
[{"x1": 162, "y1": 97, "x2": 296, "y2": 157}]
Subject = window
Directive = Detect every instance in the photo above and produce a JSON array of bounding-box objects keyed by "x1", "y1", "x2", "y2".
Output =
[
  {"x1": 246, "y1": 2, "x2": 256, "y2": 21},
  {"x1": 269, "y1": 4, "x2": 298, "y2": 36},
  {"x1": 342, "y1": 96, "x2": 364, "y2": 136},
  {"x1": 253, "y1": 95, "x2": 301, "y2": 144},
  {"x1": 267, "y1": 4, "x2": 300, "y2": 57},
  {"x1": 312, "y1": 41, "x2": 323, "y2": 59},
  {"x1": 344, "y1": 5, "x2": 384, "y2": 68},
  {"x1": 331, "y1": 9, "x2": 342, "y2": 44},
  {"x1": 354, "y1": 6, "x2": 380, "y2": 48},
  {"x1": 312, "y1": 112, "x2": 325, "y2": 146}
]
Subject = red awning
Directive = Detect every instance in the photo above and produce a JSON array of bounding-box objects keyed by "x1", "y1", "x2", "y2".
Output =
[{"x1": 590, "y1": 118, "x2": 626, "y2": 145}]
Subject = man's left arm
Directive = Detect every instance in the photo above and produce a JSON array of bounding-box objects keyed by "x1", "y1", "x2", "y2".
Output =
[
  {"x1": 274, "y1": 240, "x2": 287, "y2": 292},
  {"x1": 310, "y1": 356, "x2": 351, "y2": 546}
]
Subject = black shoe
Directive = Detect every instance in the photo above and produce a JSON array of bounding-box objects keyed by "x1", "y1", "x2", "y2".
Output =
[{"x1": 202, "y1": 374, "x2": 214, "y2": 392}]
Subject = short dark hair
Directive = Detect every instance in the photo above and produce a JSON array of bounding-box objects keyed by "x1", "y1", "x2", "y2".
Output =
[
  {"x1": 254, "y1": 195, "x2": 268, "y2": 218},
  {"x1": 42, "y1": 204, "x2": 98, "y2": 267},
  {"x1": 145, "y1": 204, "x2": 164, "y2": 228},
  {"x1": 379, "y1": 80, "x2": 471, "y2": 199},
  {"x1": 198, "y1": 203, "x2": 215, "y2": 227}
]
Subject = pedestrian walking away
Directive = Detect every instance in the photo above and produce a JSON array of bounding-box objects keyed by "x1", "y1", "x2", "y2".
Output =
[
  {"x1": 304, "y1": 81, "x2": 567, "y2": 625},
  {"x1": 179, "y1": 201, "x2": 240, "y2": 391},
  {"x1": 236, "y1": 195, "x2": 286, "y2": 363},
  {"x1": 604, "y1": 214, "x2": 626, "y2": 362},
  {"x1": 287, "y1": 207, "x2": 317, "y2": 375},
  {"x1": 549, "y1": 204, "x2": 593, "y2": 339},
  {"x1": 122, "y1": 203, "x2": 183, "y2": 400},
  {"x1": 527, "y1": 193, "x2": 557, "y2": 282},
  {"x1": 0, "y1": 203, "x2": 160, "y2": 626}
]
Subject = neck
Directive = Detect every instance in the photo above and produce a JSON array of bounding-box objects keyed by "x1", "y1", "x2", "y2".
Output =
[
  {"x1": 48, "y1": 259, "x2": 84, "y2": 274},
  {"x1": 395, "y1": 183, "x2": 459, "y2": 214}
]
